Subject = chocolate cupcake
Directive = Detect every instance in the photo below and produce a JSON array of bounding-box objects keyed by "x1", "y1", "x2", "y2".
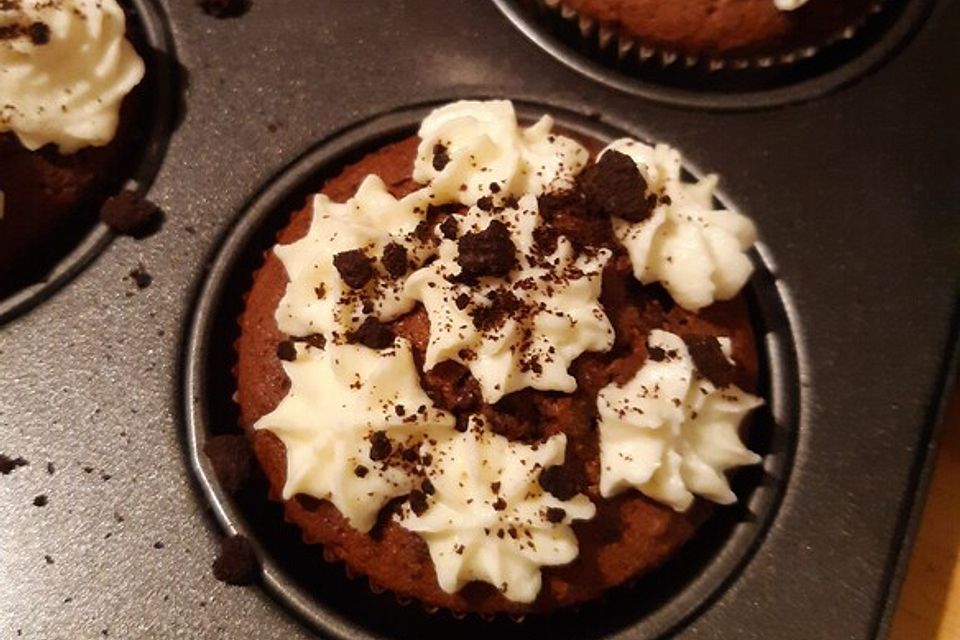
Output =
[
  {"x1": 0, "y1": 0, "x2": 146, "y2": 289},
  {"x1": 234, "y1": 100, "x2": 764, "y2": 614},
  {"x1": 538, "y1": 0, "x2": 885, "y2": 68}
]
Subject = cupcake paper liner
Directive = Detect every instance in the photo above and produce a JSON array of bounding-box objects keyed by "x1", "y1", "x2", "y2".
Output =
[{"x1": 536, "y1": 0, "x2": 887, "y2": 71}]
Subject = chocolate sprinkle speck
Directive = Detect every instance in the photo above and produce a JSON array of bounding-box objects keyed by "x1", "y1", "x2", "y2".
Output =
[
  {"x1": 545, "y1": 507, "x2": 566, "y2": 523},
  {"x1": 276, "y1": 340, "x2": 297, "y2": 362},
  {"x1": 432, "y1": 143, "x2": 450, "y2": 172},
  {"x1": 369, "y1": 431, "x2": 392, "y2": 462},
  {"x1": 578, "y1": 150, "x2": 653, "y2": 222},
  {"x1": 349, "y1": 317, "x2": 395, "y2": 350},
  {"x1": 456, "y1": 219, "x2": 516, "y2": 280},
  {"x1": 212, "y1": 535, "x2": 259, "y2": 586},
  {"x1": 0, "y1": 454, "x2": 28, "y2": 475},
  {"x1": 684, "y1": 335, "x2": 736, "y2": 388},
  {"x1": 333, "y1": 249, "x2": 375, "y2": 289}
]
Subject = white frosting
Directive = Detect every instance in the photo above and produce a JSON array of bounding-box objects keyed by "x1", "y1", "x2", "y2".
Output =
[
  {"x1": 413, "y1": 100, "x2": 589, "y2": 206},
  {"x1": 602, "y1": 138, "x2": 757, "y2": 312},
  {"x1": 396, "y1": 422, "x2": 595, "y2": 603},
  {"x1": 0, "y1": 0, "x2": 145, "y2": 153},
  {"x1": 597, "y1": 329, "x2": 761, "y2": 511},
  {"x1": 774, "y1": 0, "x2": 810, "y2": 10},
  {"x1": 275, "y1": 176, "x2": 434, "y2": 340},
  {"x1": 253, "y1": 338, "x2": 455, "y2": 532},
  {"x1": 404, "y1": 193, "x2": 614, "y2": 404}
]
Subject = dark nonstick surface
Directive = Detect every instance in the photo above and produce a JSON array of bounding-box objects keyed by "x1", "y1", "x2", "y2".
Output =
[{"x1": 1, "y1": 1, "x2": 958, "y2": 638}]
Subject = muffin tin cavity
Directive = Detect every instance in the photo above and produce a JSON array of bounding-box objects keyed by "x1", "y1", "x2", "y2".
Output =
[
  {"x1": 491, "y1": 0, "x2": 930, "y2": 109},
  {"x1": 0, "y1": 0, "x2": 178, "y2": 324},
  {"x1": 182, "y1": 101, "x2": 801, "y2": 639}
]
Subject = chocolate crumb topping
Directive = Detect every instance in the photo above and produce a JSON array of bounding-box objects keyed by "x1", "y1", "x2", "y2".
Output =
[
  {"x1": 492, "y1": 497, "x2": 508, "y2": 511},
  {"x1": 454, "y1": 414, "x2": 470, "y2": 432},
  {"x1": 27, "y1": 21, "x2": 49, "y2": 45},
  {"x1": 489, "y1": 182, "x2": 501, "y2": 194},
  {"x1": 538, "y1": 465, "x2": 578, "y2": 501},
  {"x1": 203, "y1": 435, "x2": 253, "y2": 494},
  {"x1": 647, "y1": 345, "x2": 667, "y2": 362},
  {"x1": 470, "y1": 289, "x2": 522, "y2": 331},
  {"x1": 276, "y1": 340, "x2": 297, "y2": 362},
  {"x1": 354, "y1": 465, "x2": 369, "y2": 478},
  {"x1": 100, "y1": 191, "x2": 162, "y2": 237},
  {"x1": 196, "y1": 0, "x2": 251, "y2": 18},
  {"x1": 684, "y1": 335, "x2": 736, "y2": 388},
  {"x1": 437, "y1": 216, "x2": 457, "y2": 241},
  {"x1": 456, "y1": 219, "x2": 517, "y2": 280},
  {"x1": 475, "y1": 196, "x2": 494, "y2": 212},
  {"x1": 408, "y1": 490, "x2": 429, "y2": 516},
  {"x1": 578, "y1": 150, "x2": 653, "y2": 222},
  {"x1": 349, "y1": 317, "x2": 395, "y2": 350},
  {"x1": 421, "y1": 479, "x2": 436, "y2": 495},
  {"x1": 381, "y1": 242, "x2": 408, "y2": 278},
  {"x1": 333, "y1": 249, "x2": 375, "y2": 289},
  {"x1": 432, "y1": 143, "x2": 450, "y2": 172},
  {"x1": 296, "y1": 333, "x2": 327, "y2": 350},
  {"x1": 0, "y1": 454, "x2": 28, "y2": 475},
  {"x1": 454, "y1": 293, "x2": 470, "y2": 310},
  {"x1": 545, "y1": 507, "x2": 566, "y2": 523},
  {"x1": 212, "y1": 535, "x2": 259, "y2": 586},
  {"x1": 369, "y1": 431, "x2": 392, "y2": 462}
]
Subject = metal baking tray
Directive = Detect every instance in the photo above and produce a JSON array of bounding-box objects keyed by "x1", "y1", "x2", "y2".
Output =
[{"x1": 1, "y1": 0, "x2": 958, "y2": 638}]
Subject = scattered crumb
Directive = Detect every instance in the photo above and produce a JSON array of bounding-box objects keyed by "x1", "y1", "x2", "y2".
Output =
[
  {"x1": 153, "y1": 541, "x2": 165, "y2": 550},
  {"x1": 128, "y1": 264, "x2": 152, "y2": 290},
  {"x1": 0, "y1": 454, "x2": 28, "y2": 475},
  {"x1": 203, "y1": 435, "x2": 253, "y2": 494},
  {"x1": 33, "y1": 494, "x2": 48, "y2": 507},
  {"x1": 100, "y1": 191, "x2": 162, "y2": 237},
  {"x1": 197, "y1": 0, "x2": 250, "y2": 18}
]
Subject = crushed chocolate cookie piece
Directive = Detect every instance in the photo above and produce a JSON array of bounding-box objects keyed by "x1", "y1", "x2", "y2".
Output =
[
  {"x1": 128, "y1": 265, "x2": 152, "y2": 290},
  {"x1": 203, "y1": 435, "x2": 253, "y2": 494},
  {"x1": 196, "y1": 0, "x2": 251, "y2": 18},
  {"x1": 414, "y1": 218, "x2": 437, "y2": 244},
  {"x1": 354, "y1": 465, "x2": 369, "y2": 478},
  {"x1": 297, "y1": 333, "x2": 326, "y2": 350},
  {"x1": 475, "y1": 196, "x2": 494, "y2": 212},
  {"x1": 369, "y1": 431, "x2": 392, "y2": 462},
  {"x1": 647, "y1": 344, "x2": 667, "y2": 362},
  {"x1": 490, "y1": 481, "x2": 501, "y2": 494},
  {"x1": 0, "y1": 454, "x2": 28, "y2": 475},
  {"x1": 439, "y1": 216, "x2": 458, "y2": 240},
  {"x1": 349, "y1": 317, "x2": 395, "y2": 350},
  {"x1": 28, "y1": 21, "x2": 49, "y2": 45},
  {"x1": 421, "y1": 479, "x2": 435, "y2": 495},
  {"x1": 538, "y1": 465, "x2": 578, "y2": 501},
  {"x1": 684, "y1": 335, "x2": 736, "y2": 388},
  {"x1": 492, "y1": 497, "x2": 507, "y2": 511},
  {"x1": 212, "y1": 535, "x2": 259, "y2": 586},
  {"x1": 333, "y1": 249, "x2": 375, "y2": 289},
  {"x1": 456, "y1": 220, "x2": 516, "y2": 280},
  {"x1": 314, "y1": 283, "x2": 326, "y2": 299},
  {"x1": 454, "y1": 293, "x2": 470, "y2": 310},
  {"x1": 432, "y1": 143, "x2": 451, "y2": 172},
  {"x1": 381, "y1": 242, "x2": 408, "y2": 278},
  {"x1": 578, "y1": 150, "x2": 653, "y2": 222},
  {"x1": 100, "y1": 191, "x2": 162, "y2": 237},
  {"x1": 545, "y1": 507, "x2": 566, "y2": 523},
  {"x1": 537, "y1": 190, "x2": 584, "y2": 221},
  {"x1": 489, "y1": 182, "x2": 501, "y2": 194},
  {"x1": 275, "y1": 340, "x2": 297, "y2": 362},
  {"x1": 33, "y1": 494, "x2": 48, "y2": 507},
  {"x1": 470, "y1": 289, "x2": 522, "y2": 331},
  {"x1": 408, "y1": 490, "x2": 429, "y2": 516}
]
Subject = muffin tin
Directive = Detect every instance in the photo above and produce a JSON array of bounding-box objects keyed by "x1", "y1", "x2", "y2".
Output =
[{"x1": 1, "y1": 1, "x2": 958, "y2": 638}]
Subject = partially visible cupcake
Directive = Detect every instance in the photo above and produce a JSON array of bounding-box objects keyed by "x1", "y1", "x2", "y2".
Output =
[
  {"x1": 537, "y1": 0, "x2": 885, "y2": 68},
  {"x1": 0, "y1": 0, "x2": 146, "y2": 289}
]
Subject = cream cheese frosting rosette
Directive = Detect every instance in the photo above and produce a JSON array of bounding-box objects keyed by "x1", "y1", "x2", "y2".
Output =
[
  {"x1": 0, "y1": 0, "x2": 145, "y2": 153},
  {"x1": 597, "y1": 329, "x2": 762, "y2": 511},
  {"x1": 239, "y1": 99, "x2": 768, "y2": 611},
  {"x1": 600, "y1": 138, "x2": 757, "y2": 312}
]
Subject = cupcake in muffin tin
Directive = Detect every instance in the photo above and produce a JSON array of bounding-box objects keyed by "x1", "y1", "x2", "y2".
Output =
[{"x1": 233, "y1": 99, "x2": 764, "y2": 614}]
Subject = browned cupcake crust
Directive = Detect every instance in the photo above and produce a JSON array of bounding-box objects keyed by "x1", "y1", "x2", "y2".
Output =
[
  {"x1": 233, "y1": 134, "x2": 759, "y2": 615},
  {"x1": 560, "y1": 0, "x2": 881, "y2": 59}
]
